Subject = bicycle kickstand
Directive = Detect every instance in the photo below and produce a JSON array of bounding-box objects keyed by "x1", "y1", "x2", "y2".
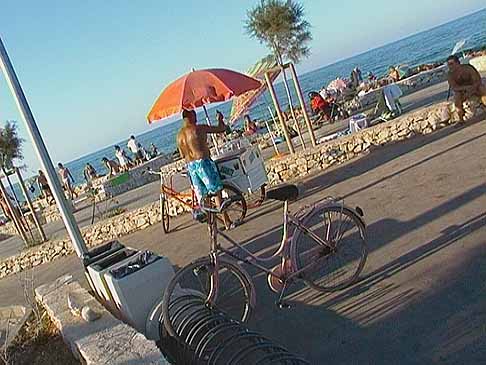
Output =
[{"x1": 276, "y1": 281, "x2": 291, "y2": 309}]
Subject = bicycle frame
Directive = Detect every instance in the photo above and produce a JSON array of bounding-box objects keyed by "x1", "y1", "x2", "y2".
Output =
[
  {"x1": 154, "y1": 169, "x2": 199, "y2": 211},
  {"x1": 205, "y1": 198, "x2": 342, "y2": 303}
]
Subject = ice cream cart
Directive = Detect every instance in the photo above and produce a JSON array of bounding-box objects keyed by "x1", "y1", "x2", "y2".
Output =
[{"x1": 213, "y1": 138, "x2": 268, "y2": 203}]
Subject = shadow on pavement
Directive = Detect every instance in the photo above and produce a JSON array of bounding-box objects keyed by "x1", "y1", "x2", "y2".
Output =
[{"x1": 302, "y1": 119, "x2": 486, "y2": 200}]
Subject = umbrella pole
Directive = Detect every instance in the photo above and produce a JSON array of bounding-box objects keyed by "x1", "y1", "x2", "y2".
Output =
[
  {"x1": 264, "y1": 72, "x2": 294, "y2": 154},
  {"x1": 289, "y1": 63, "x2": 317, "y2": 147},
  {"x1": 203, "y1": 105, "x2": 220, "y2": 155}
]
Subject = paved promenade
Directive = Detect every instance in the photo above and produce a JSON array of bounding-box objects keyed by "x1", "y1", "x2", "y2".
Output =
[{"x1": 0, "y1": 109, "x2": 484, "y2": 363}]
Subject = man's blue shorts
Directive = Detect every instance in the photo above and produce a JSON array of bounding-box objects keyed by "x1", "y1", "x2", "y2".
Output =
[{"x1": 187, "y1": 158, "x2": 223, "y2": 202}]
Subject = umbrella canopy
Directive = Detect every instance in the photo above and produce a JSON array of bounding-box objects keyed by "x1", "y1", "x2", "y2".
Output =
[
  {"x1": 327, "y1": 78, "x2": 347, "y2": 92},
  {"x1": 229, "y1": 55, "x2": 280, "y2": 124},
  {"x1": 147, "y1": 68, "x2": 261, "y2": 123}
]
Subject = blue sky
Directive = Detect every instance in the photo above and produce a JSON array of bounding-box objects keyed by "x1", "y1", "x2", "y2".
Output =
[{"x1": 0, "y1": 0, "x2": 484, "y2": 173}]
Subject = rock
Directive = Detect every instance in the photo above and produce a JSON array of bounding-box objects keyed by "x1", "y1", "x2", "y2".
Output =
[
  {"x1": 378, "y1": 130, "x2": 390, "y2": 141},
  {"x1": 81, "y1": 305, "x2": 101, "y2": 322},
  {"x1": 68, "y1": 292, "x2": 83, "y2": 317},
  {"x1": 420, "y1": 119, "x2": 430, "y2": 129}
]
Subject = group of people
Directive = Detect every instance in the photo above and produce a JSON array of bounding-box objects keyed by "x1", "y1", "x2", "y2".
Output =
[
  {"x1": 33, "y1": 135, "x2": 161, "y2": 205},
  {"x1": 34, "y1": 163, "x2": 78, "y2": 204},
  {"x1": 101, "y1": 136, "x2": 159, "y2": 178},
  {"x1": 308, "y1": 91, "x2": 347, "y2": 122},
  {"x1": 109, "y1": 136, "x2": 159, "y2": 174}
]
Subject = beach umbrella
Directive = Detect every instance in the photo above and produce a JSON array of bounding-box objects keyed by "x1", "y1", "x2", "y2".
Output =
[
  {"x1": 147, "y1": 68, "x2": 261, "y2": 123},
  {"x1": 229, "y1": 55, "x2": 280, "y2": 124},
  {"x1": 327, "y1": 78, "x2": 347, "y2": 92}
]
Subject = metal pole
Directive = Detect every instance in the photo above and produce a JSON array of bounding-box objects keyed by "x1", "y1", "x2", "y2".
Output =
[
  {"x1": 0, "y1": 177, "x2": 28, "y2": 244},
  {"x1": 265, "y1": 106, "x2": 280, "y2": 155},
  {"x1": 203, "y1": 105, "x2": 221, "y2": 155},
  {"x1": 15, "y1": 168, "x2": 46, "y2": 242},
  {"x1": 264, "y1": 72, "x2": 294, "y2": 154},
  {"x1": 0, "y1": 36, "x2": 88, "y2": 258},
  {"x1": 280, "y1": 64, "x2": 306, "y2": 149},
  {"x1": 289, "y1": 63, "x2": 317, "y2": 147}
]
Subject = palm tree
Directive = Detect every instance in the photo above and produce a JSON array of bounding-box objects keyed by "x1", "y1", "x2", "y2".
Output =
[{"x1": 245, "y1": 0, "x2": 312, "y2": 148}]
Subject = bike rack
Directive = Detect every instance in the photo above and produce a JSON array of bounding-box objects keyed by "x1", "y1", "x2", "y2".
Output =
[{"x1": 157, "y1": 295, "x2": 310, "y2": 364}]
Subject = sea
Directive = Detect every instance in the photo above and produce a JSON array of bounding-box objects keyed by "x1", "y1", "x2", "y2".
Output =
[{"x1": 14, "y1": 8, "x2": 486, "y2": 200}]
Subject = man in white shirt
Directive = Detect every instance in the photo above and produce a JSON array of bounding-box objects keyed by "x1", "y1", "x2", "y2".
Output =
[{"x1": 127, "y1": 135, "x2": 143, "y2": 164}]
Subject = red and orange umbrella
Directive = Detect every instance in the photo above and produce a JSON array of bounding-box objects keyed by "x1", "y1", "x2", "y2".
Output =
[{"x1": 147, "y1": 68, "x2": 262, "y2": 123}]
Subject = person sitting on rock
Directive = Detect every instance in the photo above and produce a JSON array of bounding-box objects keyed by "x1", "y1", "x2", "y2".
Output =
[
  {"x1": 447, "y1": 55, "x2": 486, "y2": 125},
  {"x1": 102, "y1": 157, "x2": 120, "y2": 177}
]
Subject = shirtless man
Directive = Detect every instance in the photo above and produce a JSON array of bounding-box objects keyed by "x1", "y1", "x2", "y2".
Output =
[
  {"x1": 37, "y1": 170, "x2": 53, "y2": 204},
  {"x1": 177, "y1": 109, "x2": 231, "y2": 227},
  {"x1": 447, "y1": 55, "x2": 486, "y2": 124},
  {"x1": 58, "y1": 163, "x2": 78, "y2": 200}
]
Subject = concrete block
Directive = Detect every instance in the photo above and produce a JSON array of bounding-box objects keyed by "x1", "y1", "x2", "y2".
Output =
[{"x1": 35, "y1": 274, "x2": 169, "y2": 365}]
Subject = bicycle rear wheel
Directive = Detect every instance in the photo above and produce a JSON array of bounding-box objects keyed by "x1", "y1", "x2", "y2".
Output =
[
  {"x1": 162, "y1": 257, "x2": 254, "y2": 341},
  {"x1": 161, "y1": 196, "x2": 170, "y2": 233},
  {"x1": 291, "y1": 205, "x2": 367, "y2": 292}
]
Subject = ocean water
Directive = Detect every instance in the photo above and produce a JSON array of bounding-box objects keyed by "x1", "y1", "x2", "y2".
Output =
[{"x1": 24, "y1": 8, "x2": 486, "y2": 194}]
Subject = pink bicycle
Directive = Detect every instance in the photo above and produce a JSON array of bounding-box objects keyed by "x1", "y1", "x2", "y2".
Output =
[{"x1": 162, "y1": 184, "x2": 368, "y2": 341}]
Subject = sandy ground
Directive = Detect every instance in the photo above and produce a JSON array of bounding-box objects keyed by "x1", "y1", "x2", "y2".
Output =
[{"x1": 0, "y1": 106, "x2": 484, "y2": 363}]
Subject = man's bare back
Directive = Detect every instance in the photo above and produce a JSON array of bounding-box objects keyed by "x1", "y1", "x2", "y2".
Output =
[
  {"x1": 177, "y1": 110, "x2": 226, "y2": 162},
  {"x1": 177, "y1": 125, "x2": 211, "y2": 162}
]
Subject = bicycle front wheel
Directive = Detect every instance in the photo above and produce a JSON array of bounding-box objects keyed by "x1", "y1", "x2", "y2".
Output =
[
  {"x1": 162, "y1": 257, "x2": 254, "y2": 341},
  {"x1": 292, "y1": 205, "x2": 367, "y2": 292}
]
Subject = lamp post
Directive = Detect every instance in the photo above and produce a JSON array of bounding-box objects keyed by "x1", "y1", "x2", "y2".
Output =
[{"x1": 0, "y1": 36, "x2": 88, "y2": 258}]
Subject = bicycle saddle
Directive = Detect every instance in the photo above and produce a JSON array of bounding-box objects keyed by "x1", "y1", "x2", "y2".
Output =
[{"x1": 266, "y1": 184, "x2": 299, "y2": 202}]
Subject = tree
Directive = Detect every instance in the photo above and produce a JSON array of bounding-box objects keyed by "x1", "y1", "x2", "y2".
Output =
[
  {"x1": 0, "y1": 121, "x2": 25, "y2": 231},
  {"x1": 245, "y1": 0, "x2": 312, "y2": 65},
  {"x1": 0, "y1": 121, "x2": 24, "y2": 172},
  {"x1": 245, "y1": 0, "x2": 312, "y2": 149}
]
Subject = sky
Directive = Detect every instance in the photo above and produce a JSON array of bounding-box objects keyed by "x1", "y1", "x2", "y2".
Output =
[{"x1": 0, "y1": 0, "x2": 484, "y2": 174}]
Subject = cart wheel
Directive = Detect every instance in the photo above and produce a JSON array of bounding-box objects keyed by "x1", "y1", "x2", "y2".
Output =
[
  {"x1": 256, "y1": 185, "x2": 266, "y2": 207},
  {"x1": 161, "y1": 197, "x2": 170, "y2": 233},
  {"x1": 218, "y1": 184, "x2": 247, "y2": 227}
]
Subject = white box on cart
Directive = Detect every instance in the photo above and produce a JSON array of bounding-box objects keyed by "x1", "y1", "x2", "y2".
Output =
[{"x1": 215, "y1": 145, "x2": 267, "y2": 194}]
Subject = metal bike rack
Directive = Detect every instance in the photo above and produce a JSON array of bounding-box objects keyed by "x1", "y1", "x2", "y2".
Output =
[{"x1": 157, "y1": 295, "x2": 310, "y2": 364}]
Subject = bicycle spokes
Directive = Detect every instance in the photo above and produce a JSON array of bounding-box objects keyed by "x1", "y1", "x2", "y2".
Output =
[{"x1": 293, "y1": 206, "x2": 367, "y2": 292}]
